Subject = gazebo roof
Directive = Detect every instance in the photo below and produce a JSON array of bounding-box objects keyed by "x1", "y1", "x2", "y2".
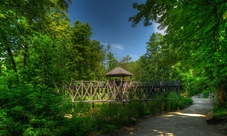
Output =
[{"x1": 105, "y1": 67, "x2": 133, "y2": 77}]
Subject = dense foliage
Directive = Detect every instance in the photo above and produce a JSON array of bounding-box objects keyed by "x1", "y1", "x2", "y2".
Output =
[
  {"x1": 0, "y1": 0, "x2": 123, "y2": 135},
  {"x1": 130, "y1": 0, "x2": 227, "y2": 104}
]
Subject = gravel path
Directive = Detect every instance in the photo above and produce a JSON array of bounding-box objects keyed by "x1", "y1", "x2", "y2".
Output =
[{"x1": 121, "y1": 96, "x2": 226, "y2": 136}]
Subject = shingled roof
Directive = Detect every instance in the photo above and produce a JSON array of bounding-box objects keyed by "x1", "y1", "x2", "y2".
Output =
[{"x1": 105, "y1": 67, "x2": 133, "y2": 77}]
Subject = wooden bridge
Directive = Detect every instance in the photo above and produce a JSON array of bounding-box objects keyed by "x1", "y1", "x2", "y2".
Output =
[{"x1": 62, "y1": 80, "x2": 181, "y2": 103}]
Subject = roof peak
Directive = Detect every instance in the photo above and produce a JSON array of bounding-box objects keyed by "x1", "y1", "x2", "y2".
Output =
[{"x1": 105, "y1": 67, "x2": 133, "y2": 77}]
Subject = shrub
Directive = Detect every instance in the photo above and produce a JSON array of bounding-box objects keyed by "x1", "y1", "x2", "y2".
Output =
[
  {"x1": 166, "y1": 92, "x2": 180, "y2": 111},
  {"x1": 178, "y1": 96, "x2": 193, "y2": 109},
  {"x1": 58, "y1": 117, "x2": 91, "y2": 136},
  {"x1": 88, "y1": 101, "x2": 147, "y2": 134},
  {"x1": 147, "y1": 95, "x2": 164, "y2": 114},
  {"x1": 89, "y1": 103, "x2": 121, "y2": 133},
  {"x1": 213, "y1": 105, "x2": 227, "y2": 118},
  {"x1": 202, "y1": 90, "x2": 211, "y2": 98},
  {"x1": 0, "y1": 83, "x2": 70, "y2": 135},
  {"x1": 126, "y1": 101, "x2": 147, "y2": 117}
]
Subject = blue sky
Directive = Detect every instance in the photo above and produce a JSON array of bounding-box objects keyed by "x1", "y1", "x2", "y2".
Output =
[{"x1": 68, "y1": 0, "x2": 159, "y2": 61}]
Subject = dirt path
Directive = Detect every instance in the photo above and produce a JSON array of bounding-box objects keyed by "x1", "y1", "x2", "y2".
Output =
[{"x1": 122, "y1": 96, "x2": 226, "y2": 136}]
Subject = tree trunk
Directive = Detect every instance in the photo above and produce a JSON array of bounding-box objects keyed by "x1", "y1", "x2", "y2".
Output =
[
  {"x1": 23, "y1": 45, "x2": 28, "y2": 68},
  {"x1": 6, "y1": 46, "x2": 17, "y2": 73},
  {"x1": 3, "y1": 36, "x2": 17, "y2": 73},
  {"x1": 219, "y1": 83, "x2": 225, "y2": 107}
]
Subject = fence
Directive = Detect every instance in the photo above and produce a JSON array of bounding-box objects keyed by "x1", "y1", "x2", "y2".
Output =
[{"x1": 62, "y1": 80, "x2": 181, "y2": 103}]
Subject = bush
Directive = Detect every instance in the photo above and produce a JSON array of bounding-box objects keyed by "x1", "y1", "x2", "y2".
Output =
[
  {"x1": 213, "y1": 105, "x2": 227, "y2": 118},
  {"x1": 126, "y1": 101, "x2": 147, "y2": 117},
  {"x1": 0, "y1": 83, "x2": 69, "y2": 135},
  {"x1": 58, "y1": 117, "x2": 91, "y2": 136},
  {"x1": 178, "y1": 96, "x2": 193, "y2": 109},
  {"x1": 166, "y1": 92, "x2": 180, "y2": 111},
  {"x1": 147, "y1": 95, "x2": 164, "y2": 114},
  {"x1": 88, "y1": 101, "x2": 147, "y2": 134},
  {"x1": 202, "y1": 90, "x2": 211, "y2": 98}
]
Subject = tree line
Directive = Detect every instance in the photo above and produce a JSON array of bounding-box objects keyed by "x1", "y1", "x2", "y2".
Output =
[{"x1": 1, "y1": 0, "x2": 227, "y2": 108}]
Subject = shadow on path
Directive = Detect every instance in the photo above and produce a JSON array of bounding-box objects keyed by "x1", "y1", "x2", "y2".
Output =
[{"x1": 122, "y1": 96, "x2": 225, "y2": 136}]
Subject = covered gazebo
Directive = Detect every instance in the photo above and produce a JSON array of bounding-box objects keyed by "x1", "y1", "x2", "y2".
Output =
[
  {"x1": 105, "y1": 67, "x2": 133, "y2": 86},
  {"x1": 105, "y1": 66, "x2": 133, "y2": 79}
]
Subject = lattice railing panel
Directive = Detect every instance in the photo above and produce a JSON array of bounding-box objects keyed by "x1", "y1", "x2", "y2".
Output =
[{"x1": 62, "y1": 80, "x2": 181, "y2": 102}]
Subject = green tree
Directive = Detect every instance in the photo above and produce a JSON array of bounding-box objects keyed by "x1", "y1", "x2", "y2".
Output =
[
  {"x1": 134, "y1": 33, "x2": 178, "y2": 81},
  {"x1": 0, "y1": 0, "x2": 71, "y2": 73},
  {"x1": 130, "y1": 0, "x2": 227, "y2": 104},
  {"x1": 0, "y1": 1, "x2": 91, "y2": 135},
  {"x1": 69, "y1": 21, "x2": 106, "y2": 80},
  {"x1": 119, "y1": 55, "x2": 132, "y2": 70},
  {"x1": 105, "y1": 44, "x2": 119, "y2": 71}
]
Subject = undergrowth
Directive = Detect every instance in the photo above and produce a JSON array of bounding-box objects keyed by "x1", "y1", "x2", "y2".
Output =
[
  {"x1": 213, "y1": 105, "x2": 227, "y2": 118},
  {"x1": 0, "y1": 88, "x2": 192, "y2": 136}
]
